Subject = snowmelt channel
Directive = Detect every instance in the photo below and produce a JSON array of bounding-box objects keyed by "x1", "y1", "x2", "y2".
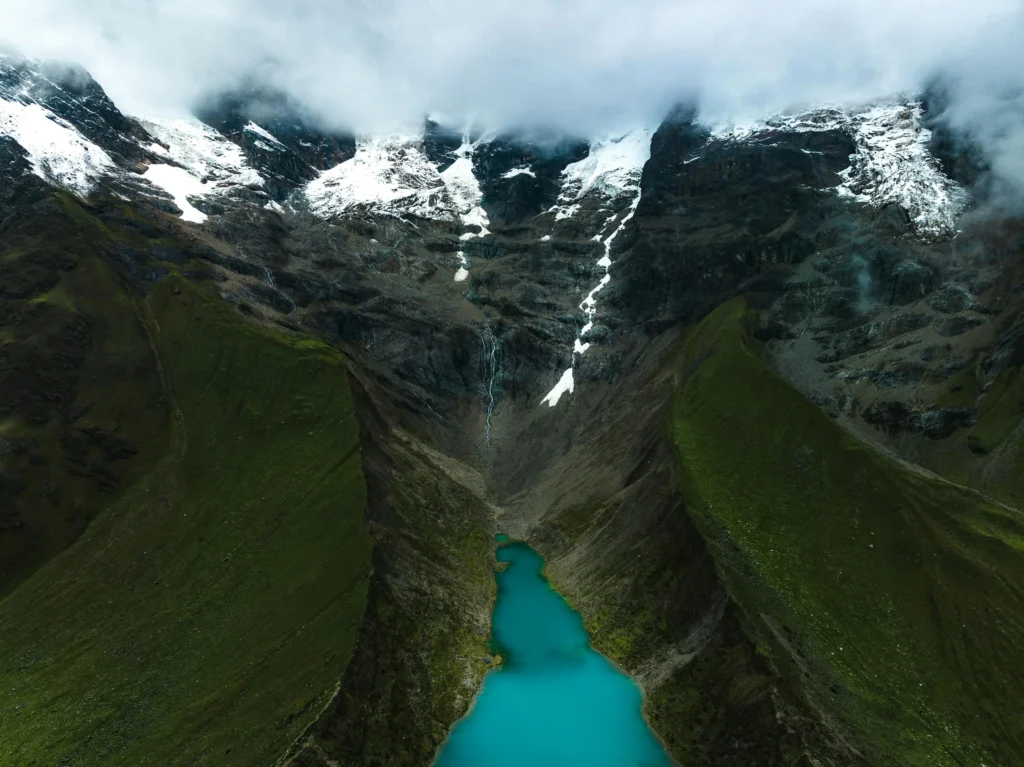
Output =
[
  {"x1": 440, "y1": 136, "x2": 490, "y2": 283},
  {"x1": 540, "y1": 193, "x2": 642, "y2": 408}
]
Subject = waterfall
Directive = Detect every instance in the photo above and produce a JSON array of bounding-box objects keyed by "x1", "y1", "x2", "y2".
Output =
[
  {"x1": 262, "y1": 265, "x2": 297, "y2": 315},
  {"x1": 482, "y1": 326, "x2": 500, "y2": 445}
]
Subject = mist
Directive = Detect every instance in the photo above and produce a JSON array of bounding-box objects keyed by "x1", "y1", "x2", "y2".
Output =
[{"x1": 2, "y1": 0, "x2": 1023, "y2": 183}]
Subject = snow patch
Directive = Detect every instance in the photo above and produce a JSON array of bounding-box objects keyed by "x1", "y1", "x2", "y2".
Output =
[
  {"x1": 306, "y1": 134, "x2": 458, "y2": 221},
  {"x1": 502, "y1": 166, "x2": 536, "y2": 179},
  {"x1": 141, "y1": 164, "x2": 208, "y2": 223},
  {"x1": 553, "y1": 203, "x2": 580, "y2": 221},
  {"x1": 454, "y1": 251, "x2": 470, "y2": 282},
  {"x1": 139, "y1": 116, "x2": 264, "y2": 191},
  {"x1": 542, "y1": 188, "x2": 646, "y2": 409},
  {"x1": 550, "y1": 128, "x2": 652, "y2": 220},
  {"x1": 0, "y1": 98, "x2": 113, "y2": 196},
  {"x1": 838, "y1": 103, "x2": 966, "y2": 237},
  {"x1": 244, "y1": 121, "x2": 286, "y2": 148},
  {"x1": 541, "y1": 367, "x2": 575, "y2": 408},
  {"x1": 440, "y1": 137, "x2": 492, "y2": 280},
  {"x1": 712, "y1": 101, "x2": 965, "y2": 237},
  {"x1": 309, "y1": 132, "x2": 492, "y2": 280}
]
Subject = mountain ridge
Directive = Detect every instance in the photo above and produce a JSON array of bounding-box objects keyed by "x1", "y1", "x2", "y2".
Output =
[{"x1": 1, "y1": 51, "x2": 1023, "y2": 767}]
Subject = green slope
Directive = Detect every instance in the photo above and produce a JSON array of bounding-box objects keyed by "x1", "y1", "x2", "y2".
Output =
[
  {"x1": 672, "y1": 299, "x2": 1024, "y2": 766},
  {"x1": 0, "y1": 195, "x2": 171, "y2": 595},
  {"x1": 0, "y1": 272, "x2": 371, "y2": 766}
]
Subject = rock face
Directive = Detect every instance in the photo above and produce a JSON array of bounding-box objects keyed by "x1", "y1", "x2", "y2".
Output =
[
  {"x1": 0, "y1": 53, "x2": 155, "y2": 166},
  {"x1": 195, "y1": 87, "x2": 356, "y2": 200},
  {"x1": 615, "y1": 108, "x2": 855, "y2": 328},
  {"x1": 473, "y1": 132, "x2": 589, "y2": 224},
  {"x1": 3, "y1": 54, "x2": 1024, "y2": 767},
  {"x1": 862, "y1": 400, "x2": 977, "y2": 438}
]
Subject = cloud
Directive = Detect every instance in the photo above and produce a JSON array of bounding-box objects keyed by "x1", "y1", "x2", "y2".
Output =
[
  {"x1": 0, "y1": 0, "x2": 1021, "y2": 141},
  {"x1": 926, "y1": 9, "x2": 1024, "y2": 200}
]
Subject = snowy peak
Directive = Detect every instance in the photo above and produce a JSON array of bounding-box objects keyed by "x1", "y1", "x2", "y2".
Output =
[
  {"x1": 194, "y1": 88, "x2": 356, "y2": 200},
  {"x1": 243, "y1": 121, "x2": 286, "y2": 150},
  {"x1": 551, "y1": 128, "x2": 652, "y2": 219},
  {"x1": 305, "y1": 133, "x2": 461, "y2": 221},
  {"x1": 137, "y1": 116, "x2": 267, "y2": 223},
  {"x1": 0, "y1": 52, "x2": 153, "y2": 166},
  {"x1": 0, "y1": 51, "x2": 969, "y2": 243},
  {"x1": 0, "y1": 52, "x2": 157, "y2": 197},
  {"x1": 560, "y1": 129, "x2": 652, "y2": 201},
  {"x1": 838, "y1": 103, "x2": 966, "y2": 237},
  {"x1": 0, "y1": 97, "x2": 114, "y2": 197},
  {"x1": 141, "y1": 117, "x2": 264, "y2": 191},
  {"x1": 714, "y1": 100, "x2": 965, "y2": 238}
]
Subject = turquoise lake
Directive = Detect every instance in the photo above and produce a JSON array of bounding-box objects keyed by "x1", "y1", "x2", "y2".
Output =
[{"x1": 434, "y1": 538, "x2": 672, "y2": 767}]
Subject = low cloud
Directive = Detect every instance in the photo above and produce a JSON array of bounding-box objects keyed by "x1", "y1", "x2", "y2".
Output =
[
  {"x1": 1, "y1": 0, "x2": 1021, "y2": 153},
  {"x1": 927, "y1": 9, "x2": 1024, "y2": 201}
]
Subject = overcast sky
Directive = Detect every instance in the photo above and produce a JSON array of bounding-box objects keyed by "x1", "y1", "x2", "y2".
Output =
[{"x1": 0, "y1": 0, "x2": 1021, "y2": 138}]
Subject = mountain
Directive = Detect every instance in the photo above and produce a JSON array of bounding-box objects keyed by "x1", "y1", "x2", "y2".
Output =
[{"x1": 1, "y1": 49, "x2": 1023, "y2": 767}]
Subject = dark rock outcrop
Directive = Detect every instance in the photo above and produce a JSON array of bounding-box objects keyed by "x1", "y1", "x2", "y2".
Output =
[
  {"x1": 613, "y1": 106, "x2": 855, "y2": 328},
  {"x1": 473, "y1": 132, "x2": 588, "y2": 224},
  {"x1": 196, "y1": 87, "x2": 356, "y2": 200},
  {"x1": 863, "y1": 401, "x2": 977, "y2": 439},
  {"x1": 0, "y1": 53, "x2": 155, "y2": 166}
]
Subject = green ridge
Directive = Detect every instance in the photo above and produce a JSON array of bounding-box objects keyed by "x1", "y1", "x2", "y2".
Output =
[
  {"x1": 0, "y1": 273, "x2": 371, "y2": 766},
  {"x1": 672, "y1": 298, "x2": 1024, "y2": 766},
  {"x1": 0, "y1": 197, "x2": 170, "y2": 595}
]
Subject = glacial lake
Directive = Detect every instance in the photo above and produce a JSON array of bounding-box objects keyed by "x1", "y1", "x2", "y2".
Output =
[{"x1": 434, "y1": 537, "x2": 672, "y2": 767}]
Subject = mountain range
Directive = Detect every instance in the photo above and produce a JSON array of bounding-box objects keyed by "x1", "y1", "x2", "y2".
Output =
[{"x1": 1, "y1": 49, "x2": 1023, "y2": 766}]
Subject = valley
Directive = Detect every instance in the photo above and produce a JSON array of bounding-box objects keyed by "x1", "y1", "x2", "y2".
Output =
[{"x1": 0, "y1": 49, "x2": 1023, "y2": 767}]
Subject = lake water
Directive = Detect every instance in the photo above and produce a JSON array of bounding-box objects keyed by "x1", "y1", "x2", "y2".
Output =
[{"x1": 434, "y1": 538, "x2": 673, "y2": 767}]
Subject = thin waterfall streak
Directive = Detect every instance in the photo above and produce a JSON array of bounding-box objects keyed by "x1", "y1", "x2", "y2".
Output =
[
  {"x1": 263, "y1": 265, "x2": 298, "y2": 316},
  {"x1": 483, "y1": 327, "x2": 499, "y2": 445}
]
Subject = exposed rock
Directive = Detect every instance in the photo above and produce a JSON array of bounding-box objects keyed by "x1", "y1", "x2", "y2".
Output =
[
  {"x1": 939, "y1": 315, "x2": 986, "y2": 337},
  {"x1": 614, "y1": 105, "x2": 854, "y2": 327},
  {"x1": 195, "y1": 86, "x2": 356, "y2": 200},
  {"x1": 981, "y1": 321, "x2": 1024, "y2": 381},
  {"x1": 473, "y1": 133, "x2": 589, "y2": 224},
  {"x1": 862, "y1": 401, "x2": 977, "y2": 438}
]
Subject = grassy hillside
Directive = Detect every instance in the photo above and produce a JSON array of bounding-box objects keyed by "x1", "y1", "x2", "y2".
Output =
[
  {"x1": 672, "y1": 299, "x2": 1024, "y2": 766},
  {"x1": 0, "y1": 269, "x2": 371, "y2": 766},
  {"x1": 0, "y1": 195, "x2": 171, "y2": 595}
]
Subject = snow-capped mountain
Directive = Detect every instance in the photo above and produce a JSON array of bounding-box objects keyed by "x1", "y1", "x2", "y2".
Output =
[
  {"x1": 3, "y1": 50, "x2": 975, "y2": 417},
  {"x1": 305, "y1": 134, "x2": 462, "y2": 222},
  {"x1": 716, "y1": 101, "x2": 966, "y2": 237},
  {"x1": 0, "y1": 97, "x2": 114, "y2": 196},
  {"x1": 0, "y1": 49, "x2": 969, "y2": 252},
  {"x1": 139, "y1": 117, "x2": 266, "y2": 222}
]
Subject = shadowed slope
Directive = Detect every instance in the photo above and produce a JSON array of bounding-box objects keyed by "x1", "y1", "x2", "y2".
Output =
[
  {"x1": 673, "y1": 298, "x2": 1024, "y2": 766},
  {"x1": 0, "y1": 270, "x2": 371, "y2": 766}
]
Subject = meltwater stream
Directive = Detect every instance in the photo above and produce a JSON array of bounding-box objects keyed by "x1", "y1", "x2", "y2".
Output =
[{"x1": 434, "y1": 537, "x2": 672, "y2": 767}]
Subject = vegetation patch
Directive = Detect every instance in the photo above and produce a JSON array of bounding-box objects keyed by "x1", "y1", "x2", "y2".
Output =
[
  {"x1": 0, "y1": 271, "x2": 371, "y2": 766},
  {"x1": 0, "y1": 194, "x2": 171, "y2": 595},
  {"x1": 672, "y1": 298, "x2": 1024, "y2": 766}
]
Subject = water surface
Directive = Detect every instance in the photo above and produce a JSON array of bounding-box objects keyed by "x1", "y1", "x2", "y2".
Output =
[{"x1": 435, "y1": 538, "x2": 672, "y2": 767}]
